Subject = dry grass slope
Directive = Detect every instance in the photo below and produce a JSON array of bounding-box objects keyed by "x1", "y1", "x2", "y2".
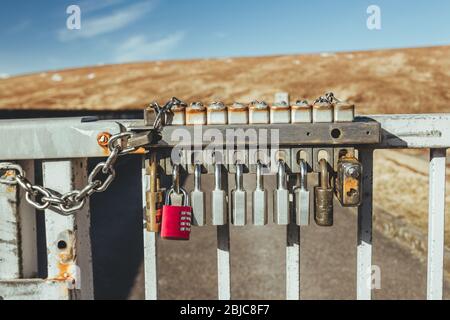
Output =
[{"x1": 0, "y1": 46, "x2": 449, "y2": 113}]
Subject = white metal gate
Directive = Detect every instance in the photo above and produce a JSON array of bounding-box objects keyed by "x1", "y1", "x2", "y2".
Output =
[{"x1": 0, "y1": 113, "x2": 448, "y2": 300}]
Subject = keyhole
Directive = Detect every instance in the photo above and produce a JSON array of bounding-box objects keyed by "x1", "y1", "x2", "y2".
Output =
[{"x1": 57, "y1": 240, "x2": 67, "y2": 250}]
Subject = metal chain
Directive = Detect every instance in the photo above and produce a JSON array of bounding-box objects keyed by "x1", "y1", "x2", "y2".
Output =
[
  {"x1": 314, "y1": 91, "x2": 340, "y2": 104},
  {"x1": 149, "y1": 97, "x2": 186, "y2": 132},
  {"x1": 0, "y1": 132, "x2": 137, "y2": 216}
]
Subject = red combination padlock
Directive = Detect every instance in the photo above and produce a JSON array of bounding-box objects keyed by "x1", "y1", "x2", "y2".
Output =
[{"x1": 161, "y1": 187, "x2": 192, "y2": 240}]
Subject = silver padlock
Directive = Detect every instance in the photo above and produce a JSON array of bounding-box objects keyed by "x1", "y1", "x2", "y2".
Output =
[
  {"x1": 252, "y1": 161, "x2": 267, "y2": 226},
  {"x1": 191, "y1": 163, "x2": 206, "y2": 226},
  {"x1": 211, "y1": 164, "x2": 228, "y2": 225},
  {"x1": 231, "y1": 163, "x2": 246, "y2": 226},
  {"x1": 273, "y1": 160, "x2": 290, "y2": 225},
  {"x1": 294, "y1": 159, "x2": 310, "y2": 226}
]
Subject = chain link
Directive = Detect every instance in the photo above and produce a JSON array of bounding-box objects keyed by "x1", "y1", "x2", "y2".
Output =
[
  {"x1": 150, "y1": 97, "x2": 186, "y2": 132},
  {"x1": 0, "y1": 131, "x2": 137, "y2": 216}
]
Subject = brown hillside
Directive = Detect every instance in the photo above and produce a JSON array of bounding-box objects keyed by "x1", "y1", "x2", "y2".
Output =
[{"x1": 0, "y1": 46, "x2": 449, "y2": 113}]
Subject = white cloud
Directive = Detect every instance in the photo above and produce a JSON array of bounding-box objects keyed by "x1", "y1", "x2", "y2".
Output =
[
  {"x1": 0, "y1": 73, "x2": 10, "y2": 79},
  {"x1": 114, "y1": 31, "x2": 185, "y2": 62},
  {"x1": 58, "y1": 1, "x2": 156, "y2": 42}
]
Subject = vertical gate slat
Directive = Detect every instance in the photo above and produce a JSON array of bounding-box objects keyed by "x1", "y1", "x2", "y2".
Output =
[
  {"x1": 217, "y1": 224, "x2": 231, "y2": 300},
  {"x1": 356, "y1": 149, "x2": 373, "y2": 300},
  {"x1": 0, "y1": 160, "x2": 37, "y2": 280},
  {"x1": 42, "y1": 159, "x2": 94, "y2": 300},
  {"x1": 142, "y1": 159, "x2": 158, "y2": 300},
  {"x1": 427, "y1": 148, "x2": 447, "y2": 300},
  {"x1": 286, "y1": 214, "x2": 300, "y2": 300},
  {"x1": 17, "y1": 161, "x2": 38, "y2": 278}
]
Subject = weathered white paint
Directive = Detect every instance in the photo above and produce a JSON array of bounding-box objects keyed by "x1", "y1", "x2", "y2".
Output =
[
  {"x1": 427, "y1": 148, "x2": 447, "y2": 300},
  {"x1": 356, "y1": 149, "x2": 373, "y2": 300},
  {"x1": 42, "y1": 159, "x2": 94, "y2": 300},
  {"x1": 0, "y1": 160, "x2": 37, "y2": 280},
  {"x1": 0, "y1": 165, "x2": 21, "y2": 279},
  {"x1": 367, "y1": 114, "x2": 450, "y2": 149},
  {"x1": 0, "y1": 279, "x2": 72, "y2": 300}
]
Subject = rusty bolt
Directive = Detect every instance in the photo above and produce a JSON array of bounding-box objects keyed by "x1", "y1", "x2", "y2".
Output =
[{"x1": 97, "y1": 132, "x2": 111, "y2": 147}]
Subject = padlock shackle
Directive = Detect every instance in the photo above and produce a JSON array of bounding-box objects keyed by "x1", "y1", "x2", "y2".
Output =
[
  {"x1": 165, "y1": 187, "x2": 190, "y2": 206},
  {"x1": 235, "y1": 163, "x2": 244, "y2": 191},
  {"x1": 256, "y1": 161, "x2": 264, "y2": 190},
  {"x1": 299, "y1": 159, "x2": 307, "y2": 190},
  {"x1": 214, "y1": 163, "x2": 222, "y2": 190},
  {"x1": 194, "y1": 163, "x2": 202, "y2": 190},
  {"x1": 277, "y1": 160, "x2": 287, "y2": 190},
  {"x1": 148, "y1": 152, "x2": 157, "y2": 192},
  {"x1": 171, "y1": 164, "x2": 180, "y2": 194},
  {"x1": 319, "y1": 158, "x2": 329, "y2": 188}
]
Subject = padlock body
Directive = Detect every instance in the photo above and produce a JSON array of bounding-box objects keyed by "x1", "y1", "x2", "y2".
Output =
[
  {"x1": 335, "y1": 158, "x2": 362, "y2": 207},
  {"x1": 146, "y1": 191, "x2": 163, "y2": 232},
  {"x1": 274, "y1": 189, "x2": 290, "y2": 225},
  {"x1": 295, "y1": 188, "x2": 310, "y2": 226},
  {"x1": 191, "y1": 190, "x2": 206, "y2": 226},
  {"x1": 231, "y1": 190, "x2": 246, "y2": 226},
  {"x1": 161, "y1": 205, "x2": 192, "y2": 240},
  {"x1": 212, "y1": 190, "x2": 227, "y2": 225},
  {"x1": 314, "y1": 187, "x2": 333, "y2": 226},
  {"x1": 252, "y1": 189, "x2": 267, "y2": 225}
]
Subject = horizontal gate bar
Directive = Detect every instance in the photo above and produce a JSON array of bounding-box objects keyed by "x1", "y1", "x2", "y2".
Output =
[
  {"x1": 0, "y1": 118, "x2": 123, "y2": 160},
  {"x1": 1, "y1": 114, "x2": 450, "y2": 161},
  {"x1": 367, "y1": 114, "x2": 450, "y2": 149}
]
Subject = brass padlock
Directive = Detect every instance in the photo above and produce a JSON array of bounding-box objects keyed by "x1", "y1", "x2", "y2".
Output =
[
  {"x1": 314, "y1": 158, "x2": 333, "y2": 226},
  {"x1": 335, "y1": 156, "x2": 362, "y2": 207},
  {"x1": 145, "y1": 152, "x2": 163, "y2": 232}
]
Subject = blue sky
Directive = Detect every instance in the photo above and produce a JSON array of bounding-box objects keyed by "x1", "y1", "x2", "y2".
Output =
[{"x1": 0, "y1": 0, "x2": 449, "y2": 76}]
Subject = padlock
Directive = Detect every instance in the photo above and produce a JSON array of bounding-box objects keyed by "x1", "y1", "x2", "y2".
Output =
[
  {"x1": 211, "y1": 163, "x2": 228, "y2": 225},
  {"x1": 207, "y1": 101, "x2": 228, "y2": 124},
  {"x1": 186, "y1": 102, "x2": 207, "y2": 125},
  {"x1": 161, "y1": 187, "x2": 192, "y2": 240},
  {"x1": 291, "y1": 100, "x2": 312, "y2": 123},
  {"x1": 270, "y1": 101, "x2": 291, "y2": 124},
  {"x1": 231, "y1": 162, "x2": 246, "y2": 226},
  {"x1": 228, "y1": 102, "x2": 249, "y2": 124},
  {"x1": 314, "y1": 158, "x2": 333, "y2": 226},
  {"x1": 294, "y1": 159, "x2": 310, "y2": 226},
  {"x1": 273, "y1": 160, "x2": 290, "y2": 225},
  {"x1": 312, "y1": 97, "x2": 333, "y2": 123},
  {"x1": 249, "y1": 100, "x2": 269, "y2": 124},
  {"x1": 191, "y1": 163, "x2": 206, "y2": 226},
  {"x1": 145, "y1": 153, "x2": 163, "y2": 232},
  {"x1": 168, "y1": 101, "x2": 187, "y2": 125},
  {"x1": 335, "y1": 156, "x2": 362, "y2": 206},
  {"x1": 252, "y1": 161, "x2": 267, "y2": 225}
]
